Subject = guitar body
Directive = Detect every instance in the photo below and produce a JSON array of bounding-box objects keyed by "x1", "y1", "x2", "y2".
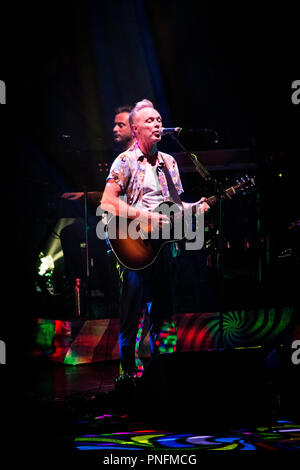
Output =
[{"x1": 106, "y1": 201, "x2": 185, "y2": 270}]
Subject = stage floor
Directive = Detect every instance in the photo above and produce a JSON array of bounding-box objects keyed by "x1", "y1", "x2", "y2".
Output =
[{"x1": 1, "y1": 356, "x2": 299, "y2": 459}]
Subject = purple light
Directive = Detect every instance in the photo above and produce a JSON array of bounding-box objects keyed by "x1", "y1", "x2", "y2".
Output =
[{"x1": 95, "y1": 414, "x2": 113, "y2": 420}]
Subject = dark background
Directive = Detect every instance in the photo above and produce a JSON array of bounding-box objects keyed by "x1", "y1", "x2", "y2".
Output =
[{"x1": 0, "y1": 1, "x2": 299, "y2": 361}]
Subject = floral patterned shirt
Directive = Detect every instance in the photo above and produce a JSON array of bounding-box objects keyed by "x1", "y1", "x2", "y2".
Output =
[{"x1": 106, "y1": 142, "x2": 184, "y2": 206}]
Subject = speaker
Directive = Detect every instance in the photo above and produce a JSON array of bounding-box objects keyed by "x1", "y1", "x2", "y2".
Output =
[
  {"x1": 135, "y1": 349, "x2": 273, "y2": 431},
  {"x1": 266, "y1": 336, "x2": 300, "y2": 420}
]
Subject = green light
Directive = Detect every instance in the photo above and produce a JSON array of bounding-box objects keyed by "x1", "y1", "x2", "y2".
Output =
[
  {"x1": 36, "y1": 320, "x2": 55, "y2": 349},
  {"x1": 131, "y1": 434, "x2": 165, "y2": 446}
]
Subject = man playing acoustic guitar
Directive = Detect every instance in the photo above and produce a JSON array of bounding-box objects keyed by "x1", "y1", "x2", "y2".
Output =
[{"x1": 101, "y1": 99, "x2": 210, "y2": 386}]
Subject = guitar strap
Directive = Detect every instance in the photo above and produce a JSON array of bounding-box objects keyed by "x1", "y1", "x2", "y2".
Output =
[
  {"x1": 159, "y1": 157, "x2": 184, "y2": 257},
  {"x1": 159, "y1": 157, "x2": 183, "y2": 207}
]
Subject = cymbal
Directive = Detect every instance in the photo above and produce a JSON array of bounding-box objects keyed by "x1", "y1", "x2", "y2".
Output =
[{"x1": 61, "y1": 191, "x2": 103, "y2": 202}]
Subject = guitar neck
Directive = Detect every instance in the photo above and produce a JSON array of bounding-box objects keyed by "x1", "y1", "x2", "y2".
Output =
[{"x1": 205, "y1": 185, "x2": 238, "y2": 207}]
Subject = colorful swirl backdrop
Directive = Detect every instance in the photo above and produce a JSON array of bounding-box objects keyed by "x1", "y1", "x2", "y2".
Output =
[
  {"x1": 32, "y1": 307, "x2": 296, "y2": 365},
  {"x1": 221, "y1": 307, "x2": 294, "y2": 348}
]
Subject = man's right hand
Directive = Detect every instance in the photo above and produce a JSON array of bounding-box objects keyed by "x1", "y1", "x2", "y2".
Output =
[{"x1": 138, "y1": 210, "x2": 169, "y2": 233}]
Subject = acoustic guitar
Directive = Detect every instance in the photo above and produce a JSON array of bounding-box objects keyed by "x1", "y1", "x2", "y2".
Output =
[{"x1": 105, "y1": 176, "x2": 255, "y2": 270}]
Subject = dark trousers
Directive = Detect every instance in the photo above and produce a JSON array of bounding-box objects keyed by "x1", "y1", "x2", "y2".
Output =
[{"x1": 119, "y1": 243, "x2": 180, "y2": 374}]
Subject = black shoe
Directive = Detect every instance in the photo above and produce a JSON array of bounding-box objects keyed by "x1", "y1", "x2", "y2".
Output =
[{"x1": 114, "y1": 371, "x2": 142, "y2": 392}]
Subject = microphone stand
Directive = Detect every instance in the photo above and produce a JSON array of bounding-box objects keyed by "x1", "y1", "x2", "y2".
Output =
[
  {"x1": 60, "y1": 135, "x2": 91, "y2": 318},
  {"x1": 83, "y1": 186, "x2": 90, "y2": 318},
  {"x1": 171, "y1": 133, "x2": 225, "y2": 348}
]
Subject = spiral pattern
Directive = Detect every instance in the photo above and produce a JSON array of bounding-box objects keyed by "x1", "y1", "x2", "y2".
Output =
[
  {"x1": 175, "y1": 307, "x2": 294, "y2": 351},
  {"x1": 75, "y1": 420, "x2": 300, "y2": 451}
]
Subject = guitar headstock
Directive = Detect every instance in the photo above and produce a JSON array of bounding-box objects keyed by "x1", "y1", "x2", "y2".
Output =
[
  {"x1": 232, "y1": 174, "x2": 256, "y2": 195},
  {"x1": 206, "y1": 175, "x2": 256, "y2": 206}
]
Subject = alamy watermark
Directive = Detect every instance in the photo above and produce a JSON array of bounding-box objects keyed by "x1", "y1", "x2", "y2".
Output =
[
  {"x1": 0, "y1": 340, "x2": 6, "y2": 364},
  {"x1": 291, "y1": 339, "x2": 300, "y2": 365},
  {"x1": 96, "y1": 202, "x2": 204, "y2": 251},
  {"x1": 291, "y1": 80, "x2": 300, "y2": 105},
  {"x1": 0, "y1": 80, "x2": 6, "y2": 104}
]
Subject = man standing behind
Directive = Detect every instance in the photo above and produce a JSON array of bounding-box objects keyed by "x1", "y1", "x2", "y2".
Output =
[{"x1": 113, "y1": 106, "x2": 136, "y2": 152}]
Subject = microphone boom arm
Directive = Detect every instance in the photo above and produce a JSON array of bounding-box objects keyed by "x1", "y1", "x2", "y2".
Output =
[{"x1": 170, "y1": 133, "x2": 219, "y2": 186}]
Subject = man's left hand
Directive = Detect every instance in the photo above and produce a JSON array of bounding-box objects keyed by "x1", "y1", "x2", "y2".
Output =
[{"x1": 197, "y1": 197, "x2": 210, "y2": 216}]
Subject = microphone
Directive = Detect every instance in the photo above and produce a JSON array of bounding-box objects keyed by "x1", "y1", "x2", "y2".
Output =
[{"x1": 160, "y1": 127, "x2": 182, "y2": 136}]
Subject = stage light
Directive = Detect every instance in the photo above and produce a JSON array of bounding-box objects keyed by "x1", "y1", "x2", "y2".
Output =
[
  {"x1": 38, "y1": 253, "x2": 54, "y2": 276},
  {"x1": 36, "y1": 218, "x2": 75, "y2": 295},
  {"x1": 37, "y1": 252, "x2": 55, "y2": 294}
]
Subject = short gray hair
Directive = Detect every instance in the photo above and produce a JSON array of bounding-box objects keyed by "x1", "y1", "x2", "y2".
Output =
[{"x1": 129, "y1": 99, "x2": 154, "y2": 129}]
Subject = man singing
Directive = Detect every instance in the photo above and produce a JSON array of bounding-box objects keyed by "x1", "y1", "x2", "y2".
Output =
[{"x1": 101, "y1": 99, "x2": 209, "y2": 385}]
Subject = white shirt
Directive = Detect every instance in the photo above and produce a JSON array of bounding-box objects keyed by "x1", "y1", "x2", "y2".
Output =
[{"x1": 135, "y1": 160, "x2": 164, "y2": 211}]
